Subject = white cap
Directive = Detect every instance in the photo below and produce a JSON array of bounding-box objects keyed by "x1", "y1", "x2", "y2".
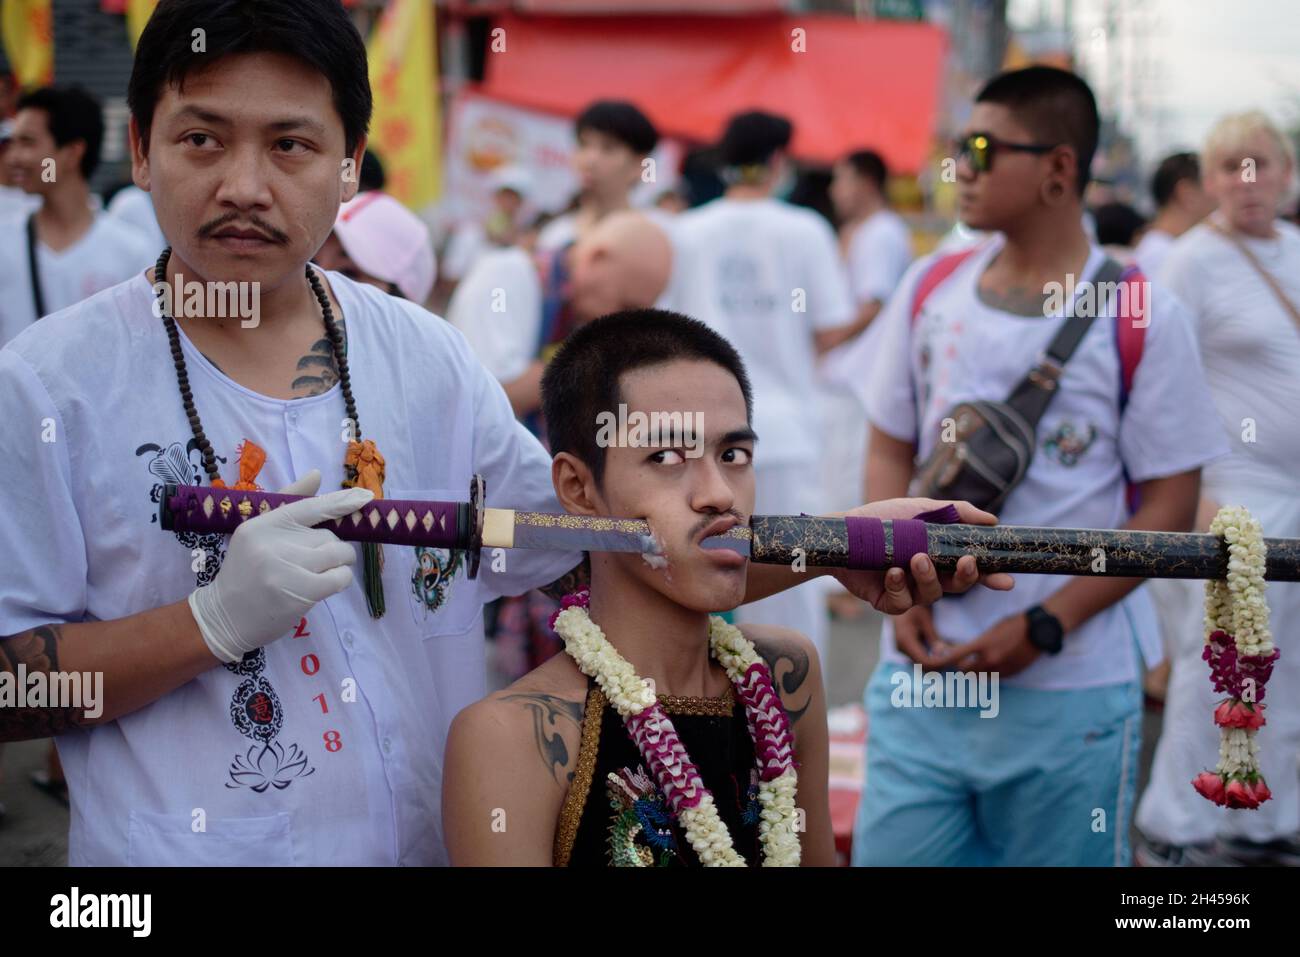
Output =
[
  {"x1": 487, "y1": 164, "x2": 533, "y2": 198},
  {"x1": 332, "y1": 191, "x2": 436, "y2": 304}
]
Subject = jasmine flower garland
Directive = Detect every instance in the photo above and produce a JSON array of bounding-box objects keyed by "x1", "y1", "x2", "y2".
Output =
[{"x1": 551, "y1": 589, "x2": 801, "y2": 866}]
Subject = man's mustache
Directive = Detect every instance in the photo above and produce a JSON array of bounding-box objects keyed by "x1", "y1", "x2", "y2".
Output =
[{"x1": 197, "y1": 211, "x2": 290, "y2": 244}]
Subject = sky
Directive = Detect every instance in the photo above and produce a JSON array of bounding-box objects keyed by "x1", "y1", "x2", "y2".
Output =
[{"x1": 1009, "y1": 0, "x2": 1300, "y2": 164}]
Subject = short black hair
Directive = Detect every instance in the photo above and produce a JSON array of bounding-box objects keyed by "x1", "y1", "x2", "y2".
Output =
[
  {"x1": 975, "y1": 66, "x2": 1099, "y2": 196},
  {"x1": 720, "y1": 110, "x2": 792, "y2": 167},
  {"x1": 541, "y1": 309, "x2": 753, "y2": 486},
  {"x1": 844, "y1": 149, "x2": 888, "y2": 191},
  {"x1": 16, "y1": 86, "x2": 104, "y2": 180},
  {"x1": 575, "y1": 100, "x2": 658, "y2": 156},
  {"x1": 128, "y1": 0, "x2": 372, "y2": 156},
  {"x1": 1093, "y1": 202, "x2": 1146, "y2": 247},
  {"x1": 1151, "y1": 151, "x2": 1200, "y2": 208}
]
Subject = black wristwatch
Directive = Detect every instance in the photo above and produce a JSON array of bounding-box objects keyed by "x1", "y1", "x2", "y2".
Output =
[{"x1": 1025, "y1": 604, "x2": 1065, "y2": 655}]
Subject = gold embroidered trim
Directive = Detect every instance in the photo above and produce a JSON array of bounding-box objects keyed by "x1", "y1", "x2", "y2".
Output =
[
  {"x1": 658, "y1": 684, "x2": 735, "y2": 716},
  {"x1": 553, "y1": 686, "x2": 604, "y2": 867}
]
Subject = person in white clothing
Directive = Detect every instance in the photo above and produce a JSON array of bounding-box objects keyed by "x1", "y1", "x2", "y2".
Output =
[
  {"x1": 0, "y1": 86, "x2": 152, "y2": 345},
  {"x1": 535, "y1": 101, "x2": 660, "y2": 255},
  {"x1": 674, "y1": 111, "x2": 859, "y2": 662},
  {"x1": 819, "y1": 149, "x2": 914, "y2": 615},
  {"x1": 1135, "y1": 112, "x2": 1300, "y2": 867},
  {"x1": 1132, "y1": 152, "x2": 1215, "y2": 277},
  {"x1": 107, "y1": 183, "x2": 167, "y2": 252},
  {"x1": 0, "y1": 0, "x2": 982, "y2": 867},
  {"x1": 853, "y1": 67, "x2": 1227, "y2": 867}
]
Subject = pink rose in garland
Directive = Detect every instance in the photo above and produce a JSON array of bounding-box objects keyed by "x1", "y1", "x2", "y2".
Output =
[
  {"x1": 1224, "y1": 779, "x2": 1259, "y2": 810},
  {"x1": 1194, "y1": 508, "x2": 1277, "y2": 809},
  {"x1": 1213, "y1": 699, "x2": 1266, "y2": 730},
  {"x1": 1192, "y1": 772, "x2": 1226, "y2": 806}
]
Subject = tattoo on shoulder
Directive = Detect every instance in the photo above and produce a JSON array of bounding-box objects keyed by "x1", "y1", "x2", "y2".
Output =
[
  {"x1": 538, "y1": 557, "x2": 590, "y2": 602},
  {"x1": 752, "y1": 637, "x2": 812, "y2": 725},
  {"x1": 291, "y1": 320, "x2": 347, "y2": 396},
  {"x1": 0, "y1": 624, "x2": 89, "y2": 740},
  {"x1": 500, "y1": 692, "x2": 585, "y2": 785}
]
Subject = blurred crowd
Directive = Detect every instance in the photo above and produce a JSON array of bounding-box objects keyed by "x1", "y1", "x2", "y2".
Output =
[{"x1": 2, "y1": 58, "x2": 1298, "y2": 867}]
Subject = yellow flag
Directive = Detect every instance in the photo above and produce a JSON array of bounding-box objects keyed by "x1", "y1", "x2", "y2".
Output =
[
  {"x1": 126, "y1": 0, "x2": 159, "y2": 50},
  {"x1": 1, "y1": 0, "x2": 54, "y2": 88},
  {"x1": 366, "y1": 0, "x2": 441, "y2": 209}
]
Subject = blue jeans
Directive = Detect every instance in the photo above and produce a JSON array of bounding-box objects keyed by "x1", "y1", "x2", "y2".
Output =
[{"x1": 851, "y1": 661, "x2": 1142, "y2": 866}]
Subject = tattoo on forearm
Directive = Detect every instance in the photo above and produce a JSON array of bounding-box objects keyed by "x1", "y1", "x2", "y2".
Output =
[
  {"x1": 0, "y1": 625, "x2": 88, "y2": 740},
  {"x1": 501, "y1": 692, "x2": 584, "y2": 784},
  {"x1": 539, "y1": 557, "x2": 591, "y2": 602},
  {"x1": 291, "y1": 320, "x2": 347, "y2": 396},
  {"x1": 754, "y1": 641, "x2": 811, "y2": 725}
]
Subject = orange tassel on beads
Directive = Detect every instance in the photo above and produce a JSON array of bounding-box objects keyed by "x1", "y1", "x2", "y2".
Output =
[
  {"x1": 343, "y1": 438, "x2": 387, "y2": 618},
  {"x1": 212, "y1": 440, "x2": 267, "y2": 491}
]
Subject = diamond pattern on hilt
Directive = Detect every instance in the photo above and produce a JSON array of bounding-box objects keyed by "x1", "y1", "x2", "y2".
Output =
[
  {"x1": 386, "y1": 507, "x2": 399, "y2": 531},
  {"x1": 404, "y1": 509, "x2": 417, "y2": 532}
]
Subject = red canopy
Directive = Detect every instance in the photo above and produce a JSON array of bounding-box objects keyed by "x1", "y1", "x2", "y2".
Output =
[{"x1": 479, "y1": 13, "x2": 947, "y2": 173}]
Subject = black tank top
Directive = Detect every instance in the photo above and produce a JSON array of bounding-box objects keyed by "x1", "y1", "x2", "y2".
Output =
[{"x1": 554, "y1": 678, "x2": 762, "y2": 867}]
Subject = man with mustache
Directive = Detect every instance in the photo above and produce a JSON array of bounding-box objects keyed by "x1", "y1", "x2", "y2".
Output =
[{"x1": 0, "y1": 0, "x2": 1001, "y2": 867}]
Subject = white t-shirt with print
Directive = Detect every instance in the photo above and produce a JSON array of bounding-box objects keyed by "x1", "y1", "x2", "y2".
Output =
[
  {"x1": 675, "y1": 197, "x2": 854, "y2": 466},
  {"x1": 446, "y1": 246, "x2": 543, "y2": 383},
  {"x1": 0, "y1": 211, "x2": 154, "y2": 346},
  {"x1": 0, "y1": 270, "x2": 579, "y2": 865},
  {"x1": 859, "y1": 237, "x2": 1229, "y2": 690}
]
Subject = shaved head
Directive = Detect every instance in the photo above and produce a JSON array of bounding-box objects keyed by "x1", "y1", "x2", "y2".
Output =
[{"x1": 569, "y1": 211, "x2": 673, "y2": 323}]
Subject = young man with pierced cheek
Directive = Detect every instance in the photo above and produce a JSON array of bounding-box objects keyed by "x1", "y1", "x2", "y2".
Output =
[{"x1": 442, "y1": 310, "x2": 837, "y2": 866}]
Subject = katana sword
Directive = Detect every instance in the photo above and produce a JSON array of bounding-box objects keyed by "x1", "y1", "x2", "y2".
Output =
[{"x1": 158, "y1": 479, "x2": 1300, "y2": 582}]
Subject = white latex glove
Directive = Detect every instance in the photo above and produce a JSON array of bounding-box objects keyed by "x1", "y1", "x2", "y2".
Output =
[{"x1": 189, "y1": 469, "x2": 373, "y2": 662}]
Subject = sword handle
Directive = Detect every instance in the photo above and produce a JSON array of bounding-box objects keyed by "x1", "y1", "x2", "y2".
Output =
[{"x1": 160, "y1": 483, "x2": 474, "y2": 552}]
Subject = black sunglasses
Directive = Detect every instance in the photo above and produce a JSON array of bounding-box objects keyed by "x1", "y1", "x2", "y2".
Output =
[{"x1": 956, "y1": 132, "x2": 1058, "y2": 173}]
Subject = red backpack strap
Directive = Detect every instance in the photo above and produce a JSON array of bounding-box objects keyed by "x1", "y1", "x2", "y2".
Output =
[
  {"x1": 1114, "y1": 262, "x2": 1149, "y2": 513},
  {"x1": 1114, "y1": 263, "x2": 1148, "y2": 407},
  {"x1": 910, "y1": 245, "x2": 981, "y2": 323}
]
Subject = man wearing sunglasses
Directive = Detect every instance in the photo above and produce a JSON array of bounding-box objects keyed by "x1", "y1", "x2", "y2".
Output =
[{"x1": 846, "y1": 66, "x2": 1227, "y2": 866}]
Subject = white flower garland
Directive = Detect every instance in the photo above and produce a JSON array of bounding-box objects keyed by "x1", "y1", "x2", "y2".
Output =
[
  {"x1": 1205, "y1": 506, "x2": 1273, "y2": 658},
  {"x1": 1194, "y1": 506, "x2": 1277, "y2": 809},
  {"x1": 554, "y1": 602, "x2": 801, "y2": 867}
]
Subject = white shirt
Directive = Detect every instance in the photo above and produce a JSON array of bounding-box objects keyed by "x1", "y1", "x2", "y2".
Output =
[
  {"x1": 1133, "y1": 228, "x2": 1175, "y2": 276},
  {"x1": 440, "y1": 221, "x2": 489, "y2": 283},
  {"x1": 0, "y1": 185, "x2": 38, "y2": 219},
  {"x1": 845, "y1": 208, "x2": 912, "y2": 307},
  {"x1": 0, "y1": 271, "x2": 579, "y2": 865},
  {"x1": 1159, "y1": 220, "x2": 1300, "y2": 500},
  {"x1": 860, "y1": 237, "x2": 1229, "y2": 689},
  {"x1": 446, "y1": 246, "x2": 542, "y2": 383},
  {"x1": 675, "y1": 197, "x2": 854, "y2": 465},
  {"x1": 107, "y1": 185, "x2": 167, "y2": 254},
  {"x1": 0, "y1": 211, "x2": 153, "y2": 346}
]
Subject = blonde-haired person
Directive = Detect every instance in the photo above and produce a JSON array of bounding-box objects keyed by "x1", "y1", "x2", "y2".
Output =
[{"x1": 1136, "y1": 111, "x2": 1300, "y2": 866}]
